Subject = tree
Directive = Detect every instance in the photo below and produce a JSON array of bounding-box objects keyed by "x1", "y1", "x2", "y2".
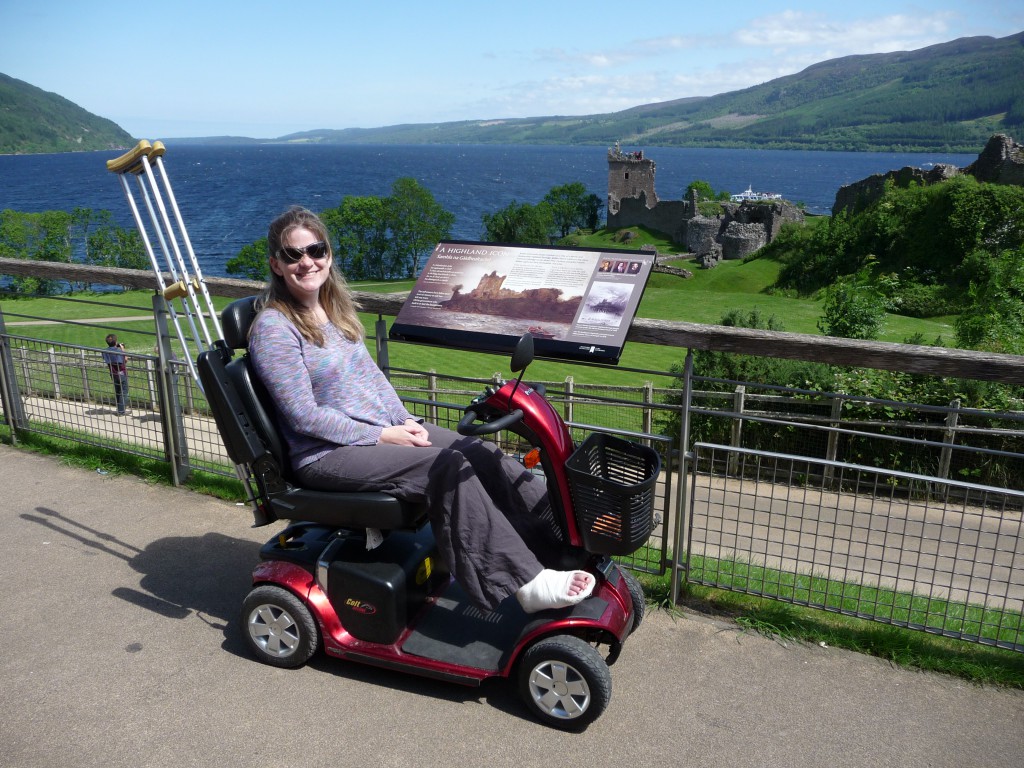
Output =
[
  {"x1": 323, "y1": 195, "x2": 389, "y2": 280},
  {"x1": 225, "y1": 237, "x2": 270, "y2": 281},
  {"x1": 80, "y1": 208, "x2": 147, "y2": 273},
  {"x1": 0, "y1": 209, "x2": 72, "y2": 294},
  {"x1": 0, "y1": 207, "x2": 147, "y2": 293},
  {"x1": 543, "y1": 182, "x2": 598, "y2": 238},
  {"x1": 582, "y1": 192, "x2": 604, "y2": 231},
  {"x1": 481, "y1": 201, "x2": 554, "y2": 244},
  {"x1": 316, "y1": 179, "x2": 453, "y2": 281},
  {"x1": 386, "y1": 177, "x2": 454, "y2": 279},
  {"x1": 685, "y1": 180, "x2": 730, "y2": 201}
]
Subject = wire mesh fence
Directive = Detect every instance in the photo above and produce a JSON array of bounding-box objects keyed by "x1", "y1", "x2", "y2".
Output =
[
  {"x1": 688, "y1": 443, "x2": 1024, "y2": 651},
  {"x1": 0, "y1": 336, "x2": 231, "y2": 476}
]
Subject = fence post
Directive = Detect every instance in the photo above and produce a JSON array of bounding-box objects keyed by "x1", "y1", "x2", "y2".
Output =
[
  {"x1": 938, "y1": 398, "x2": 961, "y2": 482},
  {"x1": 642, "y1": 381, "x2": 653, "y2": 440},
  {"x1": 153, "y1": 295, "x2": 191, "y2": 485},
  {"x1": 47, "y1": 347, "x2": 61, "y2": 399},
  {"x1": 427, "y1": 371, "x2": 438, "y2": 424},
  {"x1": 145, "y1": 357, "x2": 158, "y2": 411},
  {"x1": 374, "y1": 316, "x2": 391, "y2": 378},
  {"x1": 80, "y1": 349, "x2": 94, "y2": 403},
  {"x1": 0, "y1": 307, "x2": 28, "y2": 435},
  {"x1": 564, "y1": 376, "x2": 574, "y2": 424},
  {"x1": 17, "y1": 347, "x2": 31, "y2": 396},
  {"x1": 824, "y1": 394, "x2": 845, "y2": 486},
  {"x1": 727, "y1": 385, "x2": 745, "y2": 476},
  {"x1": 671, "y1": 349, "x2": 695, "y2": 605}
]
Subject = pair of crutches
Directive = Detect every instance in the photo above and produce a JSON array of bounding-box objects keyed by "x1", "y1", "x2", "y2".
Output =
[
  {"x1": 106, "y1": 140, "x2": 222, "y2": 387},
  {"x1": 107, "y1": 141, "x2": 257, "y2": 497}
]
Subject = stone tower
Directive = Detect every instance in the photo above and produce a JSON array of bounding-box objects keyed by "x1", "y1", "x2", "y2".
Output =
[{"x1": 606, "y1": 142, "x2": 658, "y2": 216}]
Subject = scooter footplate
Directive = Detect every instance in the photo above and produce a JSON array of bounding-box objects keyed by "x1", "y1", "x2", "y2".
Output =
[{"x1": 402, "y1": 581, "x2": 607, "y2": 671}]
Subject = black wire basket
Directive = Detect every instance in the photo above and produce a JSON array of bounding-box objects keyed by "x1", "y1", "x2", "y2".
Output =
[{"x1": 566, "y1": 433, "x2": 661, "y2": 556}]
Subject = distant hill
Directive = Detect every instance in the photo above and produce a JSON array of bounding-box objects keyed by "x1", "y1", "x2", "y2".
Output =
[
  {"x1": 4, "y1": 31, "x2": 1022, "y2": 155},
  {"x1": 273, "y1": 32, "x2": 1023, "y2": 153},
  {"x1": 0, "y1": 73, "x2": 134, "y2": 154}
]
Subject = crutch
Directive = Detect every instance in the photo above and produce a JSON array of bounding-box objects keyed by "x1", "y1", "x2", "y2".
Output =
[{"x1": 106, "y1": 139, "x2": 223, "y2": 387}]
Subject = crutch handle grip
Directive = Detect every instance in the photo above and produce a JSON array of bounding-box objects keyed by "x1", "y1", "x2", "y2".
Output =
[
  {"x1": 106, "y1": 139, "x2": 167, "y2": 174},
  {"x1": 164, "y1": 278, "x2": 200, "y2": 301}
]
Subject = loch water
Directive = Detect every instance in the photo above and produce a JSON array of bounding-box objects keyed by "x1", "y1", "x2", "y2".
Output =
[{"x1": 0, "y1": 143, "x2": 976, "y2": 278}]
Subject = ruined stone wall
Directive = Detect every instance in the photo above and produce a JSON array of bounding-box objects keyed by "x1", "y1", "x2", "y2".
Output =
[
  {"x1": 607, "y1": 194, "x2": 689, "y2": 242},
  {"x1": 721, "y1": 222, "x2": 767, "y2": 260},
  {"x1": 832, "y1": 164, "x2": 960, "y2": 216},
  {"x1": 832, "y1": 134, "x2": 1023, "y2": 216},
  {"x1": 723, "y1": 201, "x2": 805, "y2": 242},
  {"x1": 965, "y1": 134, "x2": 1024, "y2": 186}
]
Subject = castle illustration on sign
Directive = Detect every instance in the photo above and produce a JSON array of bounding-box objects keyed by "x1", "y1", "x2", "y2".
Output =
[{"x1": 442, "y1": 270, "x2": 581, "y2": 323}]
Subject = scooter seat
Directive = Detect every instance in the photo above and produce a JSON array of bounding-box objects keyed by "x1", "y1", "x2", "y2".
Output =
[{"x1": 266, "y1": 486, "x2": 425, "y2": 530}]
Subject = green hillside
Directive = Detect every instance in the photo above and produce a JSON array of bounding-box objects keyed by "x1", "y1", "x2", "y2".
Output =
[
  {"x1": 0, "y1": 73, "x2": 134, "y2": 154},
  {"x1": 278, "y1": 32, "x2": 1023, "y2": 153},
  {"x1": 4, "y1": 32, "x2": 1022, "y2": 155}
]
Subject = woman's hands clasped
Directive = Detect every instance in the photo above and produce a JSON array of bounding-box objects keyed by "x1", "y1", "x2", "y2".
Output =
[{"x1": 379, "y1": 418, "x2": 432, "y2": 447}]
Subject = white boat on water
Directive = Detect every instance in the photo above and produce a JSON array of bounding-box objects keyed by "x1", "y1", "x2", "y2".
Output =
[{"x1": 730, "y1": 185, "x2": 783, "y2": 202}]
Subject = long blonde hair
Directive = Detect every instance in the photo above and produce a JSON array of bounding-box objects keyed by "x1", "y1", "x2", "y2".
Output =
[{"x1": 256, "y1": 206, "x2": 364, "y2": 346}]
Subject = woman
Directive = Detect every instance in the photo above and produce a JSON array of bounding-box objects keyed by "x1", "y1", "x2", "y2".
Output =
[{"x1": 248, "y1": 206, "x2": 594, "y2": 613}]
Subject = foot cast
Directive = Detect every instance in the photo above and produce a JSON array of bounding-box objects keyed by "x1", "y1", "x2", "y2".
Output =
[{"x1": 516, "y1": 569, "x2": 595, "y2": 613}]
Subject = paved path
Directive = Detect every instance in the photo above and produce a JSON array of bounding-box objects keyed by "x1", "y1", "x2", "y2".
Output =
[{"x1": 1, "y1": 444, "x2": 1022, "y2": 768}]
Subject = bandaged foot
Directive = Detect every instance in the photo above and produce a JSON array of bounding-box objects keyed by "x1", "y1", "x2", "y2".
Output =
[{"x1": 516, "y1": 569, "x2": 595, "y2": 613}]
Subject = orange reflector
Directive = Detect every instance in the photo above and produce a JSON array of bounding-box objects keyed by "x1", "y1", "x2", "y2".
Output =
[{"x1": 523, "y1": 448, "x2": 541, "y2": 469}]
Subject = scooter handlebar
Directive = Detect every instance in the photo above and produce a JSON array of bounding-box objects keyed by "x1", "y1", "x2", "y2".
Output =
[{"x1": 457, "y1": 407, "x2": 524, "y2": 436}]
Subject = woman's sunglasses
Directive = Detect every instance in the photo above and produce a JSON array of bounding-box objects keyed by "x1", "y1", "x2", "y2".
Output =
[{"x1": 276, "y1": 241, "x2": 330, "y2": 264}]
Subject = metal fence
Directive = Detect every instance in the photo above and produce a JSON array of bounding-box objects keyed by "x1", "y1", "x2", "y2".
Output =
[
  {"x1": 2, "y1": 288, "x2": 1023, "y2": 652},
  {"x1": 688, "y1": 444, "x2": 1024, "y2": 651}
]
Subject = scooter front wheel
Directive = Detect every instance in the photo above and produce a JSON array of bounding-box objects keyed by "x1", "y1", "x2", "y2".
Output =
[
  {"x1": 517, "y1": 635, "x2": 612, "y2": 731},
  {"x1": 621, "y1": 568, "x2": 646, "y2": 635},
  {"x1": 241, "y1": 585, "x2": 320, "y2": 668}
]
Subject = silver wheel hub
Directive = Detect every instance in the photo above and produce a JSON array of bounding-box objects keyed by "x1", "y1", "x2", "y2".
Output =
[
  {"x1": 528, "y1": 661, "x2": 591, "y2": 720},
  {"x1": 249, "y1": 604, "x2": 300, "y2": 657}
]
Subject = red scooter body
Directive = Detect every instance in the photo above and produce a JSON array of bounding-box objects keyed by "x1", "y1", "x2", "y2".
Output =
[{"x1": 241, "y1": 333, "x2": 656, "y2": 730}]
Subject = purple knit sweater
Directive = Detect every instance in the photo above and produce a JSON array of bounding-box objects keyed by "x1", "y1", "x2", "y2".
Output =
[{"x1": 248, "y1": 307, "x2": 414, "y2": 470}]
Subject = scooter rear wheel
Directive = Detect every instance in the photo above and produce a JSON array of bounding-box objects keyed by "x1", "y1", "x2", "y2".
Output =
[
  {"x1": 241, "y1": 585, "x2": 320, "y2": 668},
  {"x1": 517, "y1": 635, "x2": 612, "y2": 731}
]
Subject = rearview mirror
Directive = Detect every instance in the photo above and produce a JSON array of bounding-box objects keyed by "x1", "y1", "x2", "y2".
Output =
[{"x1": 510, "y1": 333, "x2": 534, "y2": 374}]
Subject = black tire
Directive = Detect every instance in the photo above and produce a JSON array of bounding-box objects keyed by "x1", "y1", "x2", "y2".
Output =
[
  {"x1": 621, "y1": 568, "x2": 646, "y2": 635},
  {"x1": 517, "y1": 635, "x2": 612, "y2": 731},
  {"x1": 241, "y1": 585, "x2": 319, "y2": 669}
]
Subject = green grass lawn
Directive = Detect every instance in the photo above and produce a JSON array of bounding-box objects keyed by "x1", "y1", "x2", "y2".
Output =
[
  {"x1": 568, "y1": 227, "x2": 956, "y2": 342},
  {"x1": 1, "y1": 237, "x2": 959, "y2": 384}
]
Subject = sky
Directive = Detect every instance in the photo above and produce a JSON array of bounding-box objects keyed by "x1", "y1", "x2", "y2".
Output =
[{"x1": 2, "y1": 0, "x2": 1022, "y2": 139}]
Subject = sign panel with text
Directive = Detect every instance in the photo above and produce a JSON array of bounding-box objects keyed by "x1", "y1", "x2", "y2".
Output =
[{"x1": 389, "y1": 241, "x2": 653, "y2": 363}]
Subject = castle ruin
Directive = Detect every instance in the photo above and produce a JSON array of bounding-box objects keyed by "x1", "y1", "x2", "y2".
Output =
[{"x1": 606, "y1": 143, "x2": 804, "y2": 266}]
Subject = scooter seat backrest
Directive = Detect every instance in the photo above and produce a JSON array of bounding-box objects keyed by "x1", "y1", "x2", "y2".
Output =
[
  {"x1": 225, "y1": 354, "x2": 290, "y2": 478},
  {"x1": 218, "y1": 296, "x2": 290, "y2": 478},
  {"x1": 221, "y1": 295, "x2": 260, "y2": 351}
]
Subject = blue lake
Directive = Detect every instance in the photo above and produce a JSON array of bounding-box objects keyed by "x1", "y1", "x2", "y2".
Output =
[{"x1": 0, "y1": 143, "x2": 976, "y2": 278}]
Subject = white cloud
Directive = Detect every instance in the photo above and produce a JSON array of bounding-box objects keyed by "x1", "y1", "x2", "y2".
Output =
[{"x1": 735, "y1": 10, "x2": 957, "y2": 54}]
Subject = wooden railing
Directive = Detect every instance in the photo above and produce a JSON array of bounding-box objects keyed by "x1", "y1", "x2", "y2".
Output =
[{"x1": 4, "y1": 257, "x2": 1024, "y2": 384}]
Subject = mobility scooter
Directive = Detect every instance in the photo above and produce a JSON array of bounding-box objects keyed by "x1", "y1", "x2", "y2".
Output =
[{"x1": 198, "y1": 296, "x2": 660, "y2": 730}]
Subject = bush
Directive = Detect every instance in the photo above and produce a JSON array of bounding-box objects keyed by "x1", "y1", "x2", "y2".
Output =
[
  {"x1": 818, "y1": 278, "x2": 886, "y2": 339},
  {"x1": 767, "y1": 176, "x2": 1024, "y2": 323}
]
